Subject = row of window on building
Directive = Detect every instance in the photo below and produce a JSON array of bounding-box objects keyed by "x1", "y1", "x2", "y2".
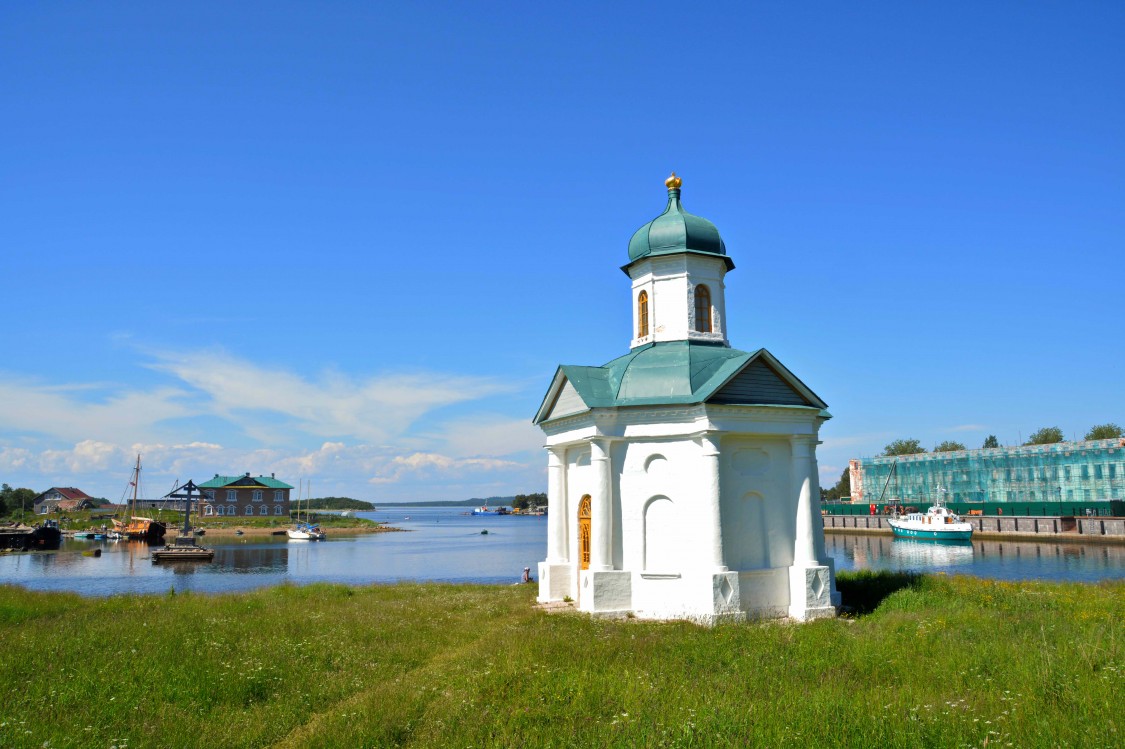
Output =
[
  {"x1": 203, "y1": 489, "x2": 286, "y2": 502},
  {"x1": 987, "y1": 464, "x2": 1120, "y2": 481},
  {"x1": 202, "y1": 504, "x2": 285, "y2": 516}
]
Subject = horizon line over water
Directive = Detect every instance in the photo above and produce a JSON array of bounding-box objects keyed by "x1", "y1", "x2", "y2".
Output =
[{"x1": 1, "y1": 507, "x2": 1122, "y2": 597}]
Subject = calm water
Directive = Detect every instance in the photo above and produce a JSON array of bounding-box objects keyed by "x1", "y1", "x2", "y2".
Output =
[
  {"x1": 0, "y1": 507, "x2": 546, "y2": 596},
  {"x1": 825, "y1": 532, "x2": 1125, "y2": 583},
  {"x1": 1, "y1": 507, "x2": 1122, "y2": 596}
]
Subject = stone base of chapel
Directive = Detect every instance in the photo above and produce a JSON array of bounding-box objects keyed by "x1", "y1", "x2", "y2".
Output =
[
  {"x1": 537, "y1": 562, "x2": 576, "y2": 604},
  {"x1": 787, "y1": 564, "x2": 839, "y2": 621},
  {"x1": 577, "y1": 570, "x2": 632, "y2": 614}
]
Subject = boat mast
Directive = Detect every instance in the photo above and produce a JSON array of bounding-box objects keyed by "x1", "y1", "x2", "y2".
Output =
[{"x1": 129, "y1": 454, "x2": 141, "y2": 520}]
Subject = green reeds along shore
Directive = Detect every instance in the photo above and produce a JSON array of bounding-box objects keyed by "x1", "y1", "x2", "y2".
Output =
[{"x1": 0, "y1": 573, "x2": 1120, "y2": 748}]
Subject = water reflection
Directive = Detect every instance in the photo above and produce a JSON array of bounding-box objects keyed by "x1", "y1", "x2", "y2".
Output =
[
  {"x1": 4, "y1": 511, "x2": 1122, "y2": 596},
  {"x1": 0, "y1": 507, "x2": 547, "y2": 596},
  {"x1": 826, "y1": 532, "x2": 1125, "y2": 582},
  {"x1": 213, "y1": 545, "x2": 289, "y2": 574},
  {"x1": 887, "y1": 539, "x2": 975, "y2": 568}
]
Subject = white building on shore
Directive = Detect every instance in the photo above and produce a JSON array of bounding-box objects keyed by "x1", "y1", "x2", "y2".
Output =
[{"x1": 534, "y1": 174, "x2": 839, "y2": 623}]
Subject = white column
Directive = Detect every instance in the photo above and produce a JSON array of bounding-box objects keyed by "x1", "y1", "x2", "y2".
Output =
[
  {"x1": 791, "y1": 436, "x2": 819, "y2": 566},
  {"x1": 590, "y1": 438, "x2": 613, "y2": 572},
  {"x1": 700, "y1": 432, "x2": 727, "y2": 571},
  {"x1": 808, "y1": 441, "x2": 828, "y2": 564},
  {"x1": 546, "y1": 447, "x2": 568, "y2": 563}
]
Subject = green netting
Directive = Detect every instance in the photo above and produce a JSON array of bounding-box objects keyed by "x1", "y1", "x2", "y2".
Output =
[{"x1": 850, "y1": 438, "x2": 1125, "y2": 505}]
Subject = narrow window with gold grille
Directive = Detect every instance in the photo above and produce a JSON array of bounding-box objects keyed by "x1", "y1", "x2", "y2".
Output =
[
  {"x1": 637, "y1": 291, "x2": 649, "y2": 338},
  {"x1": 694, "y1": 284, "x2": 712, "y2": 333}
]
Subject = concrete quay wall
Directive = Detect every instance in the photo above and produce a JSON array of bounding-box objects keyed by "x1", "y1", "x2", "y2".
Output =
[{"x1": 822, "y1": 514, "x2": 1125, "y2": 541}]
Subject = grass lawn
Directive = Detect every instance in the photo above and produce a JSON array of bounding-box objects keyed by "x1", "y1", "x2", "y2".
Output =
[{"x1": 0, "y1": 572, "x2": 1119, "y2": 748}]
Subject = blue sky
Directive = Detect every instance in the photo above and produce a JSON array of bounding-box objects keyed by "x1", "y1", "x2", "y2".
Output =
[{"x1": 1, "y1": 2, "x2": 1122, "y2": 501}]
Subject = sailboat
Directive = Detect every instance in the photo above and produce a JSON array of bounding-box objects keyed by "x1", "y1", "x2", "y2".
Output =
[
  {"x1": 287, "y1": 479, "x2": 325, "y2": 540},
  {"x1": 112, "y1": 454, "x2": 167, "y2": 542}
]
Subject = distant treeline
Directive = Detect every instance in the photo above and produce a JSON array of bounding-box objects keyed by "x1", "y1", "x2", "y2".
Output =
[
  {"x1": 378, "y1": 493, "x2": 548, "y2": 508},
  {"x1": 303, "y1": 497, "x2": 375, "y2": 511},
  {"x1": 512, "y1": 493, "x2": 547, "y2": 510}
]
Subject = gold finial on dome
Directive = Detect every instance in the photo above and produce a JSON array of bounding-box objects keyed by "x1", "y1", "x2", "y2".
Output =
[{"x1": 664, "y1": 171, "x2": 682, "y2": 190}]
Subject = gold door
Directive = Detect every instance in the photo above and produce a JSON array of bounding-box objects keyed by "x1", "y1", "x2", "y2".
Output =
[{"x1": 578, "y1": 494, "x2": 591, "y2": 571}]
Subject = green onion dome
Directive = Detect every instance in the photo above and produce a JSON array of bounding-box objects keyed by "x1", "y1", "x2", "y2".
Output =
[{"x1": 627, "y1": 172, "x2": 727, "y2": 262}]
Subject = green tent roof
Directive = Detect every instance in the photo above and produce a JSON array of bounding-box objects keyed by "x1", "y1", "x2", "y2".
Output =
[
  {"x1": 198, "y1": 475, "x2": 294, "y2": 490},
  {"x1": 534, "y1": 341, "x2": 828, "y2": 424}
]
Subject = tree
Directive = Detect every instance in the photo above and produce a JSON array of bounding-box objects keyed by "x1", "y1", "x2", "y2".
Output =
[
  {"x1": 882, "y1": 439, "x2": 926, "y2": 456},
  {"x1": 1025, "y1": 427, "x2": 1064, "y2": 445},
  {"x1": 982, "y1": 435, "x2": 999, "y2": 449},
  {"x1": 823, "y1": 467, "x2": 850, "y2": 501},
  {"x1": 934, "y1": 441, "x2": 966, "y2": 452},
  {"x1": 1085, "y1": 423, "x2": 1123, "y2": 441},
  {"x1": 0, "y1": 484, "x2": 36, "y2": 518}
]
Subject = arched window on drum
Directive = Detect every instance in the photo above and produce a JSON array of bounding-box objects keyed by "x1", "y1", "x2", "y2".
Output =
[
  {"x1": 694, "y1": 284, "x2": 712, "y2": 333},
  {"x1": 637, "y1": 290, "x2": 650, "y2": 338}
]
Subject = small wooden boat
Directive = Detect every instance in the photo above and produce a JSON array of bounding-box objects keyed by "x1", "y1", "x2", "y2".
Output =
[{"x1": 112, "y1": 455, "x2": 167, "y2": 541}]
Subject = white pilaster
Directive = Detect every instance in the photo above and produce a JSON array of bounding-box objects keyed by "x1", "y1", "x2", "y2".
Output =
[
  {"x1": 788, "y1": 435, "x2": 837, "y2": 620},
  {"x1": 791, "y1": 437, "x2": 818, "y2": 566},
  {"x1": 699, "y1": 432, "x2": 728, "y2": 571},
  {"x1": 589, "y1": 438, "x2": 614, "y2": 571},
  {"x1": 546, "y1": 447, "x2": 568, "y2": 563}
]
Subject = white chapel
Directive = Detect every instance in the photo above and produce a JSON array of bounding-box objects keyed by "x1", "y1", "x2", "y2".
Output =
[{"x1": 534, "y1": 173, "x2": 840, "y2": 622}]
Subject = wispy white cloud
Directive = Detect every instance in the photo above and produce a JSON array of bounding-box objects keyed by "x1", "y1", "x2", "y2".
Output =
[
  {"x1": 147, "y1": 350, "x2": 511, "y2": 444},
  {"x1": 431, "y1": 415, "x2": 544, "y2": 458},
  {"x1": 0, "y1": 375, "x2": 192, "y2": 445},
  {"x1": 369, "y1": 452, "x2": 521, "y2": 485}
]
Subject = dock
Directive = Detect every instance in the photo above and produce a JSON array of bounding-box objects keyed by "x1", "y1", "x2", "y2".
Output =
[{"x1": 823, "y1": 513, "x2": 1125, "y2": 541}]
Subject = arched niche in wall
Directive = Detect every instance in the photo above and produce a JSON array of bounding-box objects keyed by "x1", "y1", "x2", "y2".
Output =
[
  {"x1": 643, "y1": 495, "x2": 677, "y2": 572},
  {"x1": 643, "y1": 453, "x2": 667, "y2": 476},
  {"x1": 721, "y1": 490, "x2": 769, "y2": 571}
]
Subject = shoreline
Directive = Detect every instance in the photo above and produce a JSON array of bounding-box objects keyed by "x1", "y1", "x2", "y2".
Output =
[
  {"x1": 61, "y1": 524, "x2": 407, "y2": 538},
  {"x1": 194, "y1": 525, "x2": 405, "y2": 537}
]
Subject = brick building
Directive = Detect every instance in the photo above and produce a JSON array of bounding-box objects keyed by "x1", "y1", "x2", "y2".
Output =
[{"x1": 197, "y1": 473, "x2": 293, "y2": 518}]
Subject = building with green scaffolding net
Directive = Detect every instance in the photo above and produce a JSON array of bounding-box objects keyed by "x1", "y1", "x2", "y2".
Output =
[{"x1": 849, "y1": 438, "x2": 1125, "y2": 507}]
